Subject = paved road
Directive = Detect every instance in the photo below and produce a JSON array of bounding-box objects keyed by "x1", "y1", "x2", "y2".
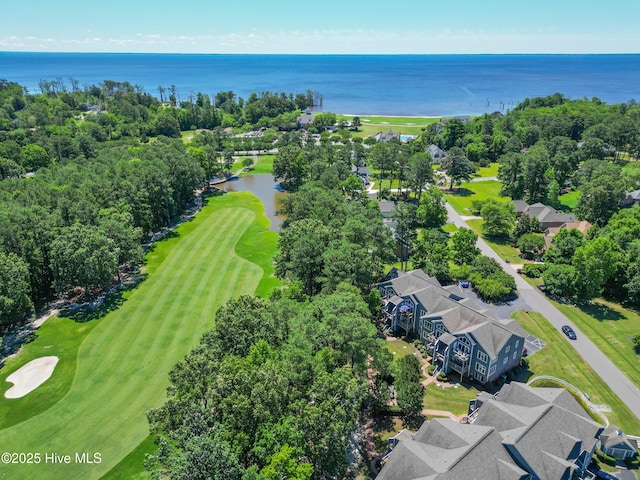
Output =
[{"x1": 446, "y1": 203, "x2": 640, "y2": 421}]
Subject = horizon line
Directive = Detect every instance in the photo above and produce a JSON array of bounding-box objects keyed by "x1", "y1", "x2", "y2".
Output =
[{"x1": 2, "y1": 50, "x2": 640, "y2": 56}]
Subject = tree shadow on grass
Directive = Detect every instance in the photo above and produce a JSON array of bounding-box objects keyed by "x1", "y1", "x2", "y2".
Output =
[
  {"x1": 577, "y1": 302, "x2": 625, "y2": 322},
  {"x1": 59, "y1": 279, "x2": 145, "y2": 323},
  {"x1": 447, "y1": 188, "x2": 474, "y2": 197}
]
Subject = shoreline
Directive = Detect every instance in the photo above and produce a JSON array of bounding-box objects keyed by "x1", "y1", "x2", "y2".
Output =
[{"x1": 339, "y1": 113, "x2": 443, "y2": 119}]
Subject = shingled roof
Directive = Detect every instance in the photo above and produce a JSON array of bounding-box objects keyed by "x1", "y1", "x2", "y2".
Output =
[{"x1": 377, "y1": 383, "x2": 604, "y2": 480}]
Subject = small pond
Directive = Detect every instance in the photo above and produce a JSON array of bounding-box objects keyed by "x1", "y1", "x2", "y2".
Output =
[{"x1": 221, "y1": 174, "x2": 288, "y2": 232}]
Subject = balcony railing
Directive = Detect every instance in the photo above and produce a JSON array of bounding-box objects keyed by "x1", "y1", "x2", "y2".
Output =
[{"x1": 452, "y1": 350, "x2": 470, "y2": 363}]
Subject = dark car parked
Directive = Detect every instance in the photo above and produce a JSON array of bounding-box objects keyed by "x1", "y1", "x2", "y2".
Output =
[
  {"x1": 596, "y1": 470, "x2": 617, "y2": 480},
  {"x1": 562, "y1": 325, "x2": 577, "y2": 340}
]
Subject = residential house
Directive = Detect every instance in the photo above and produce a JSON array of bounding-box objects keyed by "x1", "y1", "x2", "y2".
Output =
[
  {"x1": 371, "y1": 129, "x2": 400, "y2": 143},
  {"x1": 513, "y1": 201, "x2": 576, "y2": 230},
  {"x1": 427, "y1": 144, "x2": 448, "y2": 164},
  {"x1": 350, "y1": 165, "x2": 371, "y2": 186},
  {"x1": 296, "y1": 110, "x2": 315, "y2": 128},
  {"x1": 544, "y1": 220, "x2": 592, "y2": 249},
  {"x1": 378, "y1": 199, "x2": 396, "y2": 232},
  {"x1": 622, "y1": 189, "x2": 640, "y2": 207},
  {"x1": 377, "y1": 269, "x2": 525, "y2": 384},
  {"x1": 598, "y1": 425, "x2": 639, "y2": 461},
  {"x1": 512, "y1": 200, "x2": 529, "y2": 216},
  {"x1": 378, "y1": 382, "x2": 604, "y2": 480}
]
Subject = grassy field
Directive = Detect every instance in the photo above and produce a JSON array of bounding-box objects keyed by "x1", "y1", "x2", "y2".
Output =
[
  {"x1": 0, "y1": 192, "x2": 279, "y2": 480},
  {"x1": 443, "y1": 180, "x2": 508, "y2": 215},
  {"x1": 385, "y1": 338, "x2": 418, "y2": 361},
  {"x1": 422, "y1": 382, "x2": 479, "y2": 416},
  {"x1": 513, "y1": 310, "x2": 640, "y2": 434},
  {"x1": 474, "y1": 163, "x2": 500, "y2": 178},
  {"x1": 240, "y1": 154, "x2": 275, "y2": 176},
  {"x1": 550, "y1": 298, "x2": 640, "y2": 391},
  {"x1": 466, "y1": 218, "x2": 523, "y2": 264},
  {"x1": 558, "y1": 190, "x2": 580, "y2": 211},
  {"x1": 336, "y1": 114, "x2": 440, "y2": 138}
]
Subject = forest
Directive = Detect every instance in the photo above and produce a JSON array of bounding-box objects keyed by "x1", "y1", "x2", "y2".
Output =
[{"x1": 0, "y1": 79, "x2": 316, "y2": 331}]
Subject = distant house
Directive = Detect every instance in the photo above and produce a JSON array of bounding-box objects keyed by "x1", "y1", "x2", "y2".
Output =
[
  {"x1": 376, "y1": 269, "x2": 525, "y2": 384},
  {"x1": 350, "y1": 165, "x2": 370, "y2": 186},
  {"x1": 622, "y1": 189, "x2": 640, "y2": 207},
  {"x1": 371, "y1": 129, "x2": 400, "y2": 143},
  {"x1": 513, "y1": 201, "x2": 576, "y2": 230},
  {"x1": 296, "y1": 110, "x2": 315, "y2": 128},
  {"x1": 378, "y1": 382, "x2": 604, "y2": 480},
  {"x1": 426, "y1": 144, "x2": 448, "y2": 164},
  {"x1": 512, "y1": 200, "x2": 529, "y2": 216},
  {"x1": 598, "y1": 424, "x2": 639, "y2": 460},
  {"x1": 544, "y1": 220, "x2": 592, "y2": 248}
]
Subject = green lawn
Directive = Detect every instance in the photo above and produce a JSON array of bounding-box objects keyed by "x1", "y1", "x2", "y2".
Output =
[
  {"x1": 336, "y1": 114, "x2": 440, "y2": 138},
  {"x1": 0, "y1": 192, "x2": 279, "y2": 480},
  {"x1": 474, "y1": 163, "x2": 500, "y2": 178},
  {"x1": 422, "y1": 382, "x2": 479, "y2": 416},
  {"x1": 550, "y1": 298, "x2": 640, "y2": 391},
  {"x1": 443, "y1": 180, "x2": 508, "y2": 215},
  {"x1": 466, "y1": 218, "x2": 523, "y2": 264},
  {"x1": 385, "y1": 339, "x2": 417, "y2": 361},
  {"x1": 558, "y1": 190, "x2": 580, "y2": 211},
  {"x1": 513, "y1": 310, "x2": 640, "y2": 434},
  {"x1": 240, "y1": 154, "x2": 275, "y2": 176}
]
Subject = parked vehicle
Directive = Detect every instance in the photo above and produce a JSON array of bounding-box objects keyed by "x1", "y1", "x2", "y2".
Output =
[
  {"x1": 562, "y1": 325, "x2": 577, "y2": 340},
  {"x1": 596, "y1": 470, "x2": 617, "y2": 480}
]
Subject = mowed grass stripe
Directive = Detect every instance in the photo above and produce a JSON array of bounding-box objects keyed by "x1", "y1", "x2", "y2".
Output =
[
  {"x1": 138, "y1": 209, "x2": 244, "y2": 357},
  {"x1": 0, "y1": 196, "x2": 267, "y2": 480}
]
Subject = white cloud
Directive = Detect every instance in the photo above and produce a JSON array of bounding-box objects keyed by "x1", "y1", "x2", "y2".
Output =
[{"x1": 1, "y1": 27, "x2": 638, "y2": 53}]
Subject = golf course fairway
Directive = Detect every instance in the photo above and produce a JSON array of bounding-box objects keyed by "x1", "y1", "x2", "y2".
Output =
[{"x1": 0, "y1": 192, "x2": 278, "y2": 480}]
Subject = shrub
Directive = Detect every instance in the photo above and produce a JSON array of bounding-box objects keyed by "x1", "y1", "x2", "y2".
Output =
[
  {"x1": 522, "y1": 263, "x2": 547, "y2": 278},
  {"x1": 542, "y1": 263, "x2": 578, "y2": 299},
  {"x1": 595, "y1": 448, "x2": 617, "y2": 466},
  {"x1": 625, "y1": 455, "x2": 639, "y2": 468},
  {"x1": 427, "y1": 364, "x2": 436, "y2": 375},
  {"x1": 436, "y1": 372, "x2": 448, "y2": 382},
  {"x1": 520, "y1": 357, "x2": 530, "y2": 368},
  {"x1": 469, "y1": 199, "x2": 487, "y2": 216}
]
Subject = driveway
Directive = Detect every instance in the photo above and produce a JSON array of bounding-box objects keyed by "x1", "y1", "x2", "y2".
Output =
[{"x1": 446, "y1": 203, "x2": 640, "y2": 421}]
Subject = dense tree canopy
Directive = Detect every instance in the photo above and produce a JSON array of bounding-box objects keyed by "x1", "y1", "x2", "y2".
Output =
[{"x1": 147, "y1": 286, "x2": 389, "y2": 480}]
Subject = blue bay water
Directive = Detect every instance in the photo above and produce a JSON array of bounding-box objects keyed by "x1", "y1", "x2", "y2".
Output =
[{"x1": 1, "y1": 52, "x2": 639, "y2": 116}]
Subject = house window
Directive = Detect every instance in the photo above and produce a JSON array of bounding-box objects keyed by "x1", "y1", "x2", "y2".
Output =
[
  {"x1": 489, "y1": 364, "x2": 496, "y2": 376},
  {"x1": 505, "y1": 345, "x2": 511, "y2": 353},
  {"x1": 474, "y1": 371, "x2": 485, "y2": 382},
  {"x1": 515, "y1": 339, "x2": 520, "y2": 348},
  {"x1": 513, "y1": 351, "x2": 518, "y2": 360},
  {"x1": 475, "y1": 363, "x2": 486, "y2": 375},
  {"x1": 435, "y1": 324, "x2": 445, "y2": 338},
  {"x1": 502, "y1": 357, "x2": 508, "y2": 365},
  {"x1": 424, "y1": 321, "x2": 433, "y2": 333},
  {"x1": 477, "y1": 351, "x2": 489, "y2": 363}
]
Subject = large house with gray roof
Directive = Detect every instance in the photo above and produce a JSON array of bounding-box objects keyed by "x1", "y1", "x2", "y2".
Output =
[
  {"x1": 378, "y1": 382, "x2": 605, "y2": 480},
  {"x1": 513, "y1": 201, "x2": 576, "y2": 230},
  {"x1": 377, "y1": 269, "x2": 525, "y2": 384}
]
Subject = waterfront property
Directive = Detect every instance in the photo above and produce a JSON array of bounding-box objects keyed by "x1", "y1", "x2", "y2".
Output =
[
  {"x1": 426, "y1": 144, "x2": 448, "y2": 164},
  {"x1": 377, "y1": 269, "x2": 525, "y2": 384},
  {"x1": 378, "y1": 382, "x2": 604, "y2": 480}
]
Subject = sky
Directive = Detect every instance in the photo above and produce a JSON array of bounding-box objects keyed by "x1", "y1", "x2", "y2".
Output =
[{"x1": 1, "y1": 0, "x2": 639, "y2": 54}]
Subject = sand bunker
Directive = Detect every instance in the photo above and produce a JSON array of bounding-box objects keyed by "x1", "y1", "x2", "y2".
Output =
[{"x1": 4, "y1": 356, "x2": 59, "y2": 399}]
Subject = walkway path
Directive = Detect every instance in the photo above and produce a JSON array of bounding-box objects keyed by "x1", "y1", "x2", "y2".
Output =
[{"x1": 446, "y1": 203, "x2": 640, "y2": 421}]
